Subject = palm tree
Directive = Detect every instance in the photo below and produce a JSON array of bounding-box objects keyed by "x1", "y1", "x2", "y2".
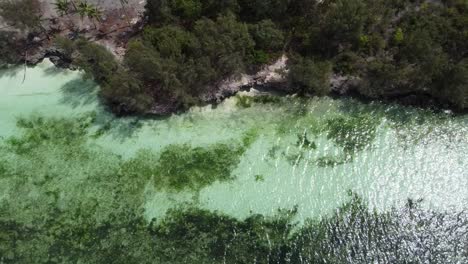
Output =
[
  {"x1": 77, "y1": 1, "x2": 91, "y2": 28},
  {"x1": 53, "y1": 0, "x2": 75, "y2": 29},
  {"x1": 119, "y1": 0, "x2": 131, "y2": 26},
  {"x1": 77, "y1": 1, "x2": 89, "y2": 20},
  {"x1": 69, "y1": 0, "x2": 79, "y2": 12},
  {"x1": 86, "y1": 6, "x2": 102, "y2": 29},
  {"x1": 77, "y1": 2, "x2": 103, "y2": 29},
  {"x1": 53, "y1": 0, "x2": 70, "y2": 17}
]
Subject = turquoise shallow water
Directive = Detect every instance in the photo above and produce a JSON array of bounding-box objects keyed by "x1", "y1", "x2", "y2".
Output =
[
  {"x1": 0, "y1": 60, "x2": 467, "y2": 222},
  {"x1": 1, "y1": 60, "x2": 468, "y2": 263}
]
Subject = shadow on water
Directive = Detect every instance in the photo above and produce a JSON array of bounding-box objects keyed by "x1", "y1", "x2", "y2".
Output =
[
  {"x1": 59, "y1": 78, "x2": 98, "y2": 108},
  {"x1": 58, "y1": 77, "x2": 143, "y2": 141},
  {"x1": 0, "y1": 65, "x2": 23, "y2": 79},
  {"x1": 92, "y1": 114, "x2": 174, "y2": 142},
  {"x1": 337, "y1": 97, "x2": 446, "y2": 124},
  {"x1": 43, "y1": 65, "x2": 69, "y2": 77},
  {"x1": 58, "y1": 76, "x2": 173, "y2": 141},
  {"x1": 93, "y1": 115, "x2": 144, "y2": 142}
]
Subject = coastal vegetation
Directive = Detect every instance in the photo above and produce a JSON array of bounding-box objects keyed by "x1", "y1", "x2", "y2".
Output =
[
  {"x1": 1, "y1": 1, "x2": 467, "y2": 261},
  {"x1": 0, "y1": 0, "x2": 44, "y2": 67},
  {"x1": 0, "y1": 32, "x2": 25, "y2": 67},
  {"x1": 0, "y1": 0, "x2": 43, "y2": 32},
  {"x1": 1, "y1": 0, "x2": 467, "y2": 113}
]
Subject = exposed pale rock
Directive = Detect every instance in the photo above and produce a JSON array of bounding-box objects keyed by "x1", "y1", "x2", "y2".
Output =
[
  {"x1": 200, "y1": 55, "x2": 289, "y2": 103},
  {"x1": 330, "y1": 74, "x2": 361, "y2": 94}
]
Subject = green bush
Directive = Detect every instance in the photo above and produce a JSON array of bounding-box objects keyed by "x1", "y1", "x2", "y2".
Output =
[
  {"x1": 288, "y1": 56, "x2": 332, "y2": 96},
  {"x1": 0, "y1": 32, "x2": 24, "y2": 67},
  {"x1": 248, "y1": 19, "x2": 284, "y2": 51},
  {"x1": 64, "y1": 0, "x2": 468, "y2": 114},
  {"x1": 0, "y1": 0, "x2": 42, "y2": 32},
  {"x1": 73, "y1": 39, "x2": 119, "y2": 85},
  {"x1": 6, "y1": 0, "x2": 464, "y2": 114}
]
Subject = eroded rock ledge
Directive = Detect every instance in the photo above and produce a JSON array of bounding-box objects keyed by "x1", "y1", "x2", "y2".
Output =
[
  {"x1": 200, "y1": 55, "x2": 289, "y2": 104},
  {"x1": 19, "y1": 47, "x2": 463, "y2": 116}
]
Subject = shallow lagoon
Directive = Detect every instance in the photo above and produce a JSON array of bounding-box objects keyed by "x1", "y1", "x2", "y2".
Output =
[
  {"x1": 0, "y1": 61, "x2": 467, "y2": 262},
  {"x1": 1, "y1": 60, "x2": 467, "y2": 220}
]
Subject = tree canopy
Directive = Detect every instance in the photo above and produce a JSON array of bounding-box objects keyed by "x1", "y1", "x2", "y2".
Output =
[
  {"x1": 10, "y1": 0, "x2": 466, "y2": 113},
  {"x1": 0, "y1": 0, "x2": 42, "y2": 32},
  {"x1": 110, "y1": 0, "x2": 465, "y2": 112}
]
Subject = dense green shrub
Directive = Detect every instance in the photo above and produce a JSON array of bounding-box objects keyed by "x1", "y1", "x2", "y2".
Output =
[
  {"x1": 5, "y1": 0, "x2": 467, "y2": 113},
  {"x1": 102, "y1": 68, "x2": 154, "y2": 114},
  {"x1": 53, "y1": 36, "x2": 76, "y2": 58},
  {"x1": 73, "y1": 39, "x2": 120, "y2": 85},
  {"x1": 433, "y1": 59, "x2": 468, "y2": 109},
  {"x1": 288, "y1": 56, "x2": 332, "y2": 96},
  {"x1": 0, "y1": 0, "x2": 42, "y2": 32},
  {"x1": 358, "y1": 58, "x2": 414, "y2": 98},
  {"x1": 115, "y1": 12, "x2": 256, "y2": 111},
  {"x1": 248, "y1": 19, "x2": 284, "y2": 52},
  {"x1": 141, "y1": 25, "x2": 195, "y2": 58},
  {"x1": 0, "y1": 32, "x2": 23, "y2": 67}
]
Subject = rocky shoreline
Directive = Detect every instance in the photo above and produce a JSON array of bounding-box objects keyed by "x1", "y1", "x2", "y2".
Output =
[
  {"x1": 26, "y1": 44, "x2": 74, "y2": 69},
  {"x1": 2, "y1": 0, "x2": 465, "y2": 116},
  {"x1": 197, "y1": 54, "x2": 464, "y2": 114},
  {"x1": 20, "y1": 46, "x2": 464, "y2": 115}
]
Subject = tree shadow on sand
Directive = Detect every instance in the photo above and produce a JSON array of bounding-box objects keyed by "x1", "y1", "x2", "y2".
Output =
[
  {"x1": 93, "y1": 115, "x2": 144, "y2": 142},
  {"x1": 92, "y1": 113, "x2": 172, "y2": 142},
  {"x1": 59, "y1": 77, "x2": 174, "y2": 142},
  {"x1": 43, "y1": 65, "x2": 70, "y2": 77},
  {"x1": 60, "y1": 78, "x2": 98, "y2": 108},
  {"x1": 0, "y1": 65, "x2": 23, "y2": 79},
  {"x1": 59, "y1": 78, "x2": 141, "y2": 140}
]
